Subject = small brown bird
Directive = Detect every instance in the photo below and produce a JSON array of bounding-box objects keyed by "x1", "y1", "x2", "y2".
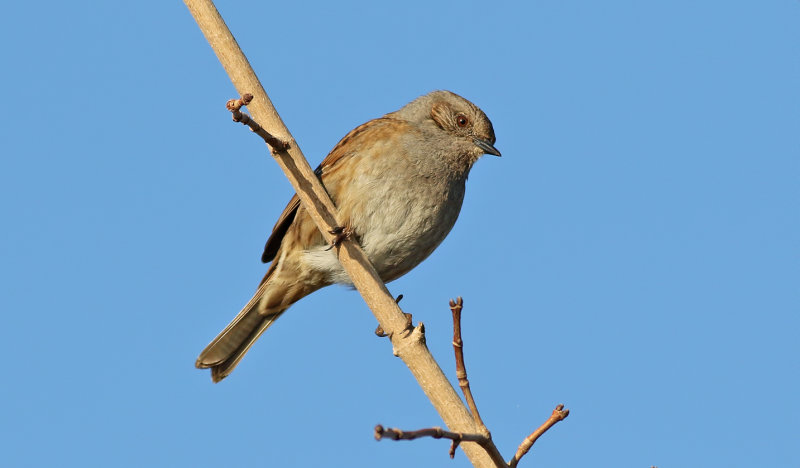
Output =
[{"x1": 196, "y1": 90, "x2": 500, "y2": 382}]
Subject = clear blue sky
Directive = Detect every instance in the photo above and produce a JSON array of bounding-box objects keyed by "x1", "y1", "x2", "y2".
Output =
[{"x1": 1, "y1": 1, "x2": 797, "y2": 467}]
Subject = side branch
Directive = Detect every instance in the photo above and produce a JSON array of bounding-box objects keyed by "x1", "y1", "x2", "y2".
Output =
[
  {"x1": 226, "y1": 94, "x2": 289, "y2": 151},
  {"x1": 375, "y1": 425, "x2": 489, "y2": 459},
  {"x1": 449, "y1": 298, "x2": 508, "y2": 467},
  {"x1": 375, "y1": 424, "x2": 488, "y2": 458},
  {"x1": 508, "y1": 404, "x2": 570, "y2": 468},
  {"x1": 450, "y1": 297, "x2": 487, "y2": 430}
]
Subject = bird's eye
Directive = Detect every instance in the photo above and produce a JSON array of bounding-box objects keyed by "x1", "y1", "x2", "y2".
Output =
[{"x1": 456, "y1": 114, "x2": 469, "y2": 127}]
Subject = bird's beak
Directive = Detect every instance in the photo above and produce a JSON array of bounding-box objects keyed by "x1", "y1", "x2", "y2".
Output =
[{"x1": 473, "y1": 138, "x2": 501, "y2": 157}]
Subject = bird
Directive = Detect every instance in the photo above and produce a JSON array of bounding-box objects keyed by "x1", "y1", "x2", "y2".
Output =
[{"x1": 196, "y1": 90, "x2": 500, "y2": 382}]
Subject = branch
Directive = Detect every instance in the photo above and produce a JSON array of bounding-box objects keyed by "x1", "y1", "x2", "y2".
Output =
[
  {"x1": 508, "y1": 404, "x2": 570, "y2": 468},
  {"x1": 225, "y1": 94, "x2": 289, "y2": 151},
  {"x1": 372, "y1": 298, "x2": 509, "y2": 466},
  {"x1": 449, "y1": 297, "x2": 509, "y2": 467},
  {"x1": 375, "y1": 425, "x2": 489, "y2": 459},
  {"x1": 183, "y1": 1, "x2": 500, "y2": 466},
  {"x1": 449, "y1": 297, "x2": 487, "y2": 429}
]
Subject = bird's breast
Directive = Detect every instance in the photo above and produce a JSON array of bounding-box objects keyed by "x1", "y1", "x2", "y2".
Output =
[
  {"x1": 302, "y1": 170, "x2": 467, "y2": 285},
  {"x1": 354, "y1": 174, "x2": 466, "y2": 282}
]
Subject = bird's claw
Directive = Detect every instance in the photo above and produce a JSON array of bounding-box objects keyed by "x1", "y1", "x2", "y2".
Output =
[
  {"x1": 374, "y1": 311, "x2": 414, "y2": 338},
  {"x1": 325, "y1": 226, "x2": 352, "y2": 251}
]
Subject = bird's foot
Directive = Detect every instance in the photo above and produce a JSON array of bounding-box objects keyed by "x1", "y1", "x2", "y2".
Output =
[
  {"x1": 374, "y1": 310, "x2": 414, "y2": 338},
  {"x1": 325, "y1": 225, "x2": 352, "y2": 251}
]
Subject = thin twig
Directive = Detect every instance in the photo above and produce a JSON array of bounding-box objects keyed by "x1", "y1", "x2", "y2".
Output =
[
  {"x1": 449, "y1": 297, "x2": 487, "y2": 430},
  {"x1": 448, "y1": 297, "x2": 509, "y2": 467},
  {"x1": 508, "y1": 404, "x2": 570, "y2": 468},
  {"x1": 226, "y1": 93, "x2": 289, "y2": 151},
  {"x1": 374, "y1": 425, "x2": 489, "y2": 459}
]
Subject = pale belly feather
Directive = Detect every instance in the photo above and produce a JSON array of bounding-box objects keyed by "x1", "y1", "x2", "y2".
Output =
[{"x1": 301, "y1": 174, "x2": 466, "y2": 285}]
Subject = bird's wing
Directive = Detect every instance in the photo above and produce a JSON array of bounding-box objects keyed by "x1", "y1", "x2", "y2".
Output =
[
  {"x1": 260, "y1": 117, "x2": 410, "y2": 263},
  {"x1": 261, "y1": 194, "x2": 301, "y2": 263}
]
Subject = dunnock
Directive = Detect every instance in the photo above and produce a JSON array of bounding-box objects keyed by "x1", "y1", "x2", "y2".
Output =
[{"x1": 196, "y1": 90, "x2": 500, "y2": 382}]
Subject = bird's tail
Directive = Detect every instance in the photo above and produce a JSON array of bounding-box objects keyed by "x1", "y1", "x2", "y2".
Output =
[
  {"x1": 197, "y1": 256, "x2": 325, "y2": 382},
  {"x1": 195, "y1": 277, "x2": 287, "y2": 382}
]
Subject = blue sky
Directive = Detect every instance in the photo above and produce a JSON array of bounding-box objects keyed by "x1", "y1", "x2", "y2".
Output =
[{"x1": 1, "y1": 1, "x2": 797, "y2": 467}]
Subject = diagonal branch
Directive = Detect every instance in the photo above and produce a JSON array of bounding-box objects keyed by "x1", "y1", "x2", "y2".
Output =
[{"x1": 183, "y1": 1, "x2": 503, "y2": 466}]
